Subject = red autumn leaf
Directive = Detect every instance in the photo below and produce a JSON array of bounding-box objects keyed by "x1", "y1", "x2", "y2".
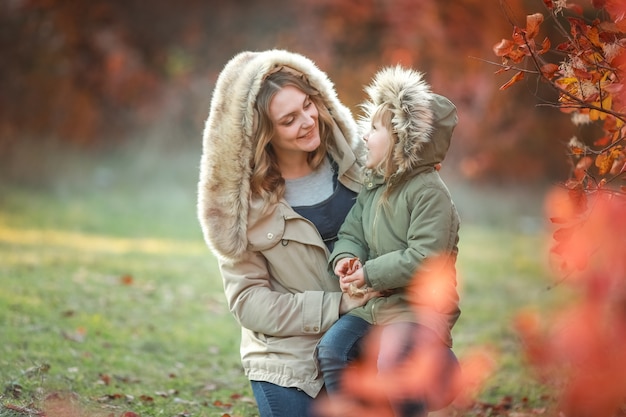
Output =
[
  {"x1": 611, "y1": 159, "x2": 626, "y2": 175},
  {"x1": 540, "y1": 63, "x2": 559, "y2": 79},
  {"x1": 574, "y1": 156, "x2": 593, "y2": 180},
  {"x1": 99, "y1": 373, "x2": 111, "y2": 385},
  {"x1": 509, "y1": 47, "x2": 529, "y2": 63},
  {"x1": 499, "y1": 71, "x2": 525, "y2": 90},
  {"x1": 553, "y1": 225, "x2": 577, "y2": 242},
  {"x1": 594, "y1": 136, "x2": 611, "y2": 147},
  {"x1": 562, "y1": 183, "x2": 587, "y2": 213},
  {"x1": 605, "y1": 0, "x2": 626, "y2": 31},
  {"x1": 120, "y1": 274, "x2": 134, "y2": 285},
  {"x1": 538, "y1": 37, "x2": 551, "y2": 54},
  {"x1": 121, "y1": 412, "x2": 140, "y2": 417},
  {"x1": 566, "y1": 3, "x2": 585, "y2": 15},
  {"x1": 512, "y1": 27, "x2": 525, "y2": 45},
  {"x1": 526, "y1": 13, "x2": 544, "y2": 40},
  {"x1": 592, "y1": 0, "x2": 607, "y2": 9},
  {"x1": 549, "y1": 216, "x2": 571, "y2": 224},
  {"x1": 595, "y1": 151, "x2": 616, "y2": 175},
  {"x1": 493, "y1": 38, "x2": 514, "y2": 57}
]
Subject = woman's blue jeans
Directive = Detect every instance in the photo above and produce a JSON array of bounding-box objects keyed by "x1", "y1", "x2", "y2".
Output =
[
  {"x1": 316, "y1": 314, "x2": 459, "y2": 417},
  {"x1": 251, "y1": 380, "x2": 315, "y2": 417}
]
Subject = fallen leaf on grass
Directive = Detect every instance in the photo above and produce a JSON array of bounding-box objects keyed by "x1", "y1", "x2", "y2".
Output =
[
  {"x1": 120, "y1": 274, "x2": 134, "y2": 285},
  {"x1": 4, "y1": 382, "x2": 23, "y2": 398},
  {"x1": 2, "y1": 403, "x2": 45, "y2": 416},
  {"x1": 62, "y1": 327, "x2": 87, "y2": 343},
  {"x1": 155, "y1": 389, "x2": 179, "y2": 397},
  {"x1": 23, "y1": 363, "x2": 51, "y2": 376},
  {"x1": 139, "y1": 394, "x2": 154, "y2": 402},
  {"x1": 98, "y1": 374, "x2": 111, "y2": 386}
]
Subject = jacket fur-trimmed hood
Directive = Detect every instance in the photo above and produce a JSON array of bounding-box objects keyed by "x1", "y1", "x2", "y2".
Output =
[
  {"x1": 359, "y1": 66, "x2": 458, "y2": 176},
  {"x1": 198, "y1": 49, "x2": 361, "y2": 261}
]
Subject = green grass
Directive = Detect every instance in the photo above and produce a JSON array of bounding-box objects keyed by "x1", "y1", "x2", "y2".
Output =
[{"x1": 0, "y1": 141, "x2": 566, "y2": 416}]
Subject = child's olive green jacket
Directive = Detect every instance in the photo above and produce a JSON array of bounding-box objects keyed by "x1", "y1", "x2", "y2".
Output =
[{"x1": 329, "y1": 75, "x2": 461, "y2": 347}]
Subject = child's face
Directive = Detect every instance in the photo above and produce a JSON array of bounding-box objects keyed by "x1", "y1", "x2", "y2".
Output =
[{"x1": 363, "y1": 117, "x2": 392, "y2": 169}]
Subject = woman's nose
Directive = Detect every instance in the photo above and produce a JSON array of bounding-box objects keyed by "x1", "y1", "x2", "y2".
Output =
[{"x1": 301, "y1": 115, "x2": 313, "y2": 128}]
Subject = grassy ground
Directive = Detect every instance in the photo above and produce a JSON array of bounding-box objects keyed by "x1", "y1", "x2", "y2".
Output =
[{"x1": 0, "y1": 140, "x2": 565, "y2": 417}]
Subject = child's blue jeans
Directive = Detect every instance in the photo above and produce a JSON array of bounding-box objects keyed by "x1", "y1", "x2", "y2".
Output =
[{"x1": 317, "y1": 314, "x2": 459, "y2": 417}]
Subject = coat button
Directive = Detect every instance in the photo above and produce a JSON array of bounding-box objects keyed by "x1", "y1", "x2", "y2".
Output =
[
  {"x1": 267, "y1": 233, "x2": 274, "y2": 239},
  {"x1": 367, "y1": 182, "x2": 373, "y2": 187},
  {"x1": 304, "y1": 326, "x2": 310, "y2": 332},
  {"x1": 313, "y1": 326, "x2": 319, "y2": 332}
]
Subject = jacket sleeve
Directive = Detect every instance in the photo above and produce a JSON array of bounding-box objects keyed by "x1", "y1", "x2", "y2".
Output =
[
  {"x1": 364, "y1": 185, "x2": 457, "y2": 291},
  {"x1": 219, "y1": 251, "x2": 343, "y2": 336},
  {"x1": 328, "y1": 191, "x2": 369, "y2": 269}
]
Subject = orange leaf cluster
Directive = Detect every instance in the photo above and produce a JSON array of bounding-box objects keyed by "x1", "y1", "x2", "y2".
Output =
[
  {"x1": 516, "y1": 188, "x2": 626, "y2": 417},
  {"x1": 493, "y1": 13, "x2": 548, "y2": 90},
  {"x1": 493, "y1": 4, "x2": 626, "y2": 414},
  {"x1": 494, "y1": 1, "x2": 626, "y2": 196}
]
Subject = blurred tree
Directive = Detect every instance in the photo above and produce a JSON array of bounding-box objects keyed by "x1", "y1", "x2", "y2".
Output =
[
  {"x1": 300, "y1": 0, "x2": 572, "y2": 182},
  {"x1": 0, "y1": 0, "x2": 301, "y2": 146},
  {"x1": 0, "y1": 0, "x2": 580, "y2": 184}
]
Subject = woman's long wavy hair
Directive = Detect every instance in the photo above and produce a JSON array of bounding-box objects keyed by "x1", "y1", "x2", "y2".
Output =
[{"x1": 250, "y1": 70, "x2": 335, "y2": 205}]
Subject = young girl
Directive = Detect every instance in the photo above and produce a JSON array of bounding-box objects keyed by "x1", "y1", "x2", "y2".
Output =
[{"x1": 316, "y1": 66, "x2": 461, "y2": 417}]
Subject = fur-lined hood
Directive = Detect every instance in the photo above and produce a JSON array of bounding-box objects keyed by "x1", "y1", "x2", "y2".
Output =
[
  {"x1": 197, "y1": 50, "x2": 361, "y2": 261},
  {"x1": 359, "y1": 66, "x2": 457, "y2": 176}
]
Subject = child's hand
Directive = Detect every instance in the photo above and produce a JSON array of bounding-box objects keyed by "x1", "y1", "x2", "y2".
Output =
[
  {"x1": 334, "y1": 257, "x2": 361, "y2": 278},
  {"x1": 340, "y1": 268, "x2": 367, "y2": 296}
]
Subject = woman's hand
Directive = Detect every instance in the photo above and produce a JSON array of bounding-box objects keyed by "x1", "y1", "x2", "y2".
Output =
[{"x1": 338, "y1": 289, "x2": 378, "y2": 315}]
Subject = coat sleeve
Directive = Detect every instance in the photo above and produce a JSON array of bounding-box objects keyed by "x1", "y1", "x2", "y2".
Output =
[
  {"x1": 328, "y1": 191, "x2": 369, "y2": 269},
  {"x1": 364, "y1": 185, "x2": 458, "y2": 291},
  {"x1": 219, "y1": 251, "x2": 343, "y2": 336}
]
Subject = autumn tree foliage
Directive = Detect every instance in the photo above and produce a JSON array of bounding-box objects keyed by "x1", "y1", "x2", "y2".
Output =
[
  {"x1": 301, "y1": 0, "x2": 581, "y2": 183},
  {"x1": 494, "y1": 0, "x2": 626, "y2": 193},
  {"x1": 494, "y1": 1, "x2": 626, "y2": 415},
  {"x1": 0, "y1": 0, "x2": 301, "y2": 145},
  {"x1": 2, "y1": 0, "x2": 575, "y2": 185}
]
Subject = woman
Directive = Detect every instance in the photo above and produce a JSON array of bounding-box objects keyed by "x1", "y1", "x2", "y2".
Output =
[{"x1": 197, "y1": 49, "x2": 376, "y2": 417}]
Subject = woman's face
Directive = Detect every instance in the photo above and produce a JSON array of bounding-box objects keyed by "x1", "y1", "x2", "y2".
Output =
[
  {"x1": 268, "y1": 85, "x2": 320, "y2": 160},
  {"x1": 363, "y1": 116, "x2": 392, "y2": 169}
]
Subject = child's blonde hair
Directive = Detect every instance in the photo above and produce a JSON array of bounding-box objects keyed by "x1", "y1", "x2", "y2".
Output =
[{"x1": 368, "y1": 103, "x2": 414, "y2": 208}]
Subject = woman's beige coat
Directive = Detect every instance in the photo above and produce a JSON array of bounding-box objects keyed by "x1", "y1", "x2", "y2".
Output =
[{"x1": 197, "y1": 50, "x2": 363, "y2": 397}]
